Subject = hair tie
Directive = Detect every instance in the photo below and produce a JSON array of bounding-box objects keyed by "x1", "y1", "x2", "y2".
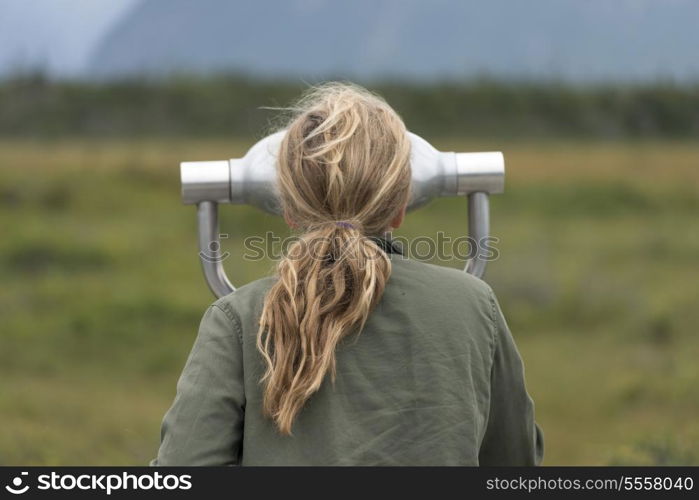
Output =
[{"x1": 335, "y1": 221, "x2": 356, "y2": 230}]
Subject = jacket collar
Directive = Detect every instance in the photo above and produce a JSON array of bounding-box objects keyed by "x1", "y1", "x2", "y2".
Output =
[{"x1": 368, "y1": 235, "x2": 403, "y2": 256}]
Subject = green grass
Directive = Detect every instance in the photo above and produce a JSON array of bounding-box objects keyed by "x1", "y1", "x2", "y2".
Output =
[{"x1": 0, "y1": 138, "x2": 697, "y2": 465}]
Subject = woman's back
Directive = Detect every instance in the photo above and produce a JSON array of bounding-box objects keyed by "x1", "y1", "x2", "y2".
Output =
[
  {"x1": 153, "y1": 252, "x2": 543, "y2": 465},
  {"x1": 152, "y1": 82, "x2": 542, "y2": 466}
]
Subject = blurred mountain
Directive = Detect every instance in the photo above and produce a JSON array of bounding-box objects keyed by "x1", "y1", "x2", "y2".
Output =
[
  {"x1": 87, "y1": 0, "x2": 699, "y2": 82},
  {"x1": 0, "y1": 0, "x2": 138, "y2": 78}
]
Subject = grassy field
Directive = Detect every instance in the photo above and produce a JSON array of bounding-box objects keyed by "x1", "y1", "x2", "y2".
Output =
[{"x1": 0, "y1": 137, "x2": 697, "y2": 465}]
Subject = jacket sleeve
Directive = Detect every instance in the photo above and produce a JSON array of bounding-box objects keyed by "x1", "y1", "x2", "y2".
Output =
[
  {"x1": 150, "y1": 303, "x2": 245, "y2": 466},
  {"x1": 478, "y1": 289, "x2": 544, "y2": 466}
]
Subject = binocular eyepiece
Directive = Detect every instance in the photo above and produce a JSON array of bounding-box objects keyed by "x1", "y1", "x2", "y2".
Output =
[
  {"x1": 180, "y1": 131, "x2": 505, "y2": 297},
  {"x1": 181, "y1": 131, "x2": 504, "y2": 211}
]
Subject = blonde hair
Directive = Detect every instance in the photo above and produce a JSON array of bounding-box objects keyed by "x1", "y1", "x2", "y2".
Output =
[{"x1": 256, "y1": 82, "x2": 412, "y2": 434}]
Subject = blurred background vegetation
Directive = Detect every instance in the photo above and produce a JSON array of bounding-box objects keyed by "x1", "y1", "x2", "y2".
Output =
[
  {"x1": 2, "y1": 73, "x2": 698, "y2": 140},
  {"x1": 1, "y1": 74, "x2": 697, "y2": 465}
]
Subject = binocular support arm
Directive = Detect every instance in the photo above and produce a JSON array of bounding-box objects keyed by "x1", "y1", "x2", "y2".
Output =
[
  {"x1": 465, "y1": 192, "x2": 490, "y2": 278},
  {"x1": 196, "y1": 193, "x2": 491, "y2": 299},
  {"x1": 197, "y1": 201, "x2": 235, "y2": 297}
]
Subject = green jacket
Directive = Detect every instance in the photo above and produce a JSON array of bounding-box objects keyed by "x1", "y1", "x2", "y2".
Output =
[{"x1": 151, "y1": 248, "x2": 543, "y2": 466}]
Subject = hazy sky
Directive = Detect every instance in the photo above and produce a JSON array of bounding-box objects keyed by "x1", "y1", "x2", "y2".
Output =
[
  {"x1": 0, "y1": 0, "x2": 138, "y2": 76},
  {"x1": 1, "y1": 0, "x2": 697, "y2": 82}
]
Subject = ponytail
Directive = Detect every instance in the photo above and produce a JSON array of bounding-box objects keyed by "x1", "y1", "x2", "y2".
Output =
[
  {"x1": 257, "y1": 222, "x2": 390, "y2": 434},
  {"x1": 256, "y1": 83, "x2": 411, "y2": 434}
]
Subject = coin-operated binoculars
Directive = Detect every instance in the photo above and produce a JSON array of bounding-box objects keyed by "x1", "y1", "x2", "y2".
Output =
[{"x1": 180, "y1": 130, "x2": 505, "y2": 298}]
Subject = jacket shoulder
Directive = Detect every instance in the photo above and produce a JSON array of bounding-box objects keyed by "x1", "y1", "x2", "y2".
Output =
[
  {"x1": 389, "y1": 255, "x2": 494, "y2": 302},
  {"x1": 210, "y1": 276, "x2": 276, "y2": 330}
]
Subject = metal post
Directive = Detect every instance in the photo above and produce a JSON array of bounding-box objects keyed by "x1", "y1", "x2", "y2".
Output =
[
  {"x1": 465, "y1": 192, "x2": 490, "y2": 278},
  {"x1": 197, "y1": 201, "x2": 235, "y2": 297}
]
